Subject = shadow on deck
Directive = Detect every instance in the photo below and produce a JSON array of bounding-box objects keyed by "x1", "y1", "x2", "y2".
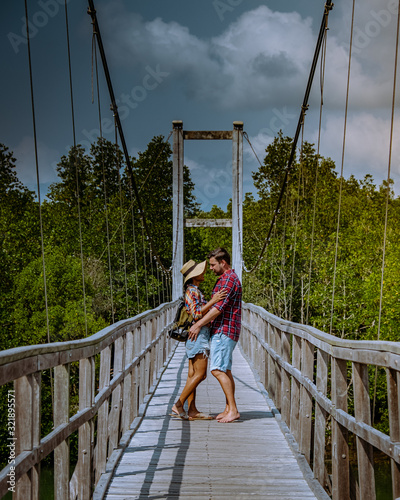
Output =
[{"x1": 102, "y1": 344, "x2": 327, "y2": 500}]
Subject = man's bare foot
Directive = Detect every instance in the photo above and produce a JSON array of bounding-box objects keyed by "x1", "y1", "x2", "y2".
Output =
[
  {"x1": 216, "y1": 406, "x2": 229, "y2": 420},
  {"x1": 218, "y1": 411, "x2": 240, "y2": 423}
]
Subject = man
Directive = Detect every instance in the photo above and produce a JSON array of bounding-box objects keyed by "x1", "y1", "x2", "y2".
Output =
[{"x1": 188, "y1": 247, "x2": 242, "y2": 423}]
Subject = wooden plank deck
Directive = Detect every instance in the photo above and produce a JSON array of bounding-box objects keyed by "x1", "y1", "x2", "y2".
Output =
[{"x1": 104, "y1": 343, "x2": 326, "y2": 499}]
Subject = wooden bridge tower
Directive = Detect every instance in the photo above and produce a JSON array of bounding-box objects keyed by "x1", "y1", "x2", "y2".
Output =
[{"x1": 172, "y1": 120, "x2": 243, "y2": 299}]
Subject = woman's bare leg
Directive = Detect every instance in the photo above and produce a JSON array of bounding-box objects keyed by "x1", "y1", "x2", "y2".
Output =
[{"x1": 172, "y1": 354, "x2": 208, "y2": 417}]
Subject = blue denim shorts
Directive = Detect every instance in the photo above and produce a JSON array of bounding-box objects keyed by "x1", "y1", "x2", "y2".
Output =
[
  {"x1": 210, "y1": 332, "x2": 237, "y2": 372},
  {"x1": 185, "y1": 326, "x2": 210, "y2": 359}
]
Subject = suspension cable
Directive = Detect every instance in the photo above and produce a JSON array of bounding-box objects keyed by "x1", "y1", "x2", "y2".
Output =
[
  {"x1": 243, "y1": 131, "x2": 263, "y2": 169},
  {"x1": 372, "y1": 0, "x2": 400, "y2": 422},
  {"x1": 64, "y1": 0, "x2": 88, "y2": 335},
  {"x1": 330, "y1": 0, "x2": 355, "y2": 335},
  {"x1": 24, "y1": 0, "x2": 54, "y2": 408},
  {"x1": 129, "y1": 180, "x2": 141, "y2": 313},
  {"x1": 93, "y1": 36, "x2": 115, "y2": 323},
  {"x1": 95, "y1": 133, "x2": 174, "y2": 270},
  {"x1": 141, "y1": 222, "x2": 150, "y2": 309},
  {"x1": 24, "y1": 0, "x2": 50, "y2": 344},
  {"x1": 306, "y1": 12, "x2": 329, "y2": 323},
  {"x1": 114, "y1": 121, "x2": 129, "y2": 318},
  {"x1": 87, "y1": 0, "x2": 172, "y2": 273},
  {"x1": 242, "y1": 0, "x2": 334, "y2": 273},
  {"x1": 139, "y1": 131, "x2": 173, "y2": 193},
  {"x1": 289, "y1": 120, "x2": 305, "y2": 320}
]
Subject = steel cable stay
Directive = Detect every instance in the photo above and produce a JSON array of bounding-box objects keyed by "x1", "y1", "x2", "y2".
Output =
[
  {"x1": 239, "y1": 0, "x2": 334, "y2": 274},
  {"x1": 24, "y1": 0, "x2": 50, "y2": 344},
  {"x1": 24, "y1": 0, "x2": 54, "y2": 407},
  {"x1": 64, "y1": 0, "x2": 88, "y2": 336},
  {"x1": 149, "y1": 245, "x2": 156, "y2": 309},
  {"x1": 94, "y1": 131, "x2": 174, "y2": 266},
  {"x1": 306, "y1": 9, "x2": 329, "y2": 324},
  {"x1": 128, "y1": 178, "x2": 141, "y2": 313},
  {"x1": 114, "y1": 119, "x2": 129, "y2": 318},
  {"x1": 281, "y1": 185, "x2": 290, "y2": 319},
  {"x1": 372, "y1": 0, "x2": 400, "y2": 423},
  {"x1": 93, "y1": 36, "x2": 115, "y2": 323},
  {"x1": 289, "y1": 119, "x2": 306, "y2": 321},
  {"x1": 141, "y1": 221, "x2": 150, "y2": 309},
  {"x1": 329, "y1": 0, "x2": 355, "y2": 335},
  {"x1": 87, "y1": 0, "x2": 174, "y2": 275}
]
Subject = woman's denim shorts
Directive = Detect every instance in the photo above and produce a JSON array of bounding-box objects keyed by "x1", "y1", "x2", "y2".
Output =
[{"x1": 185, "y1": 326, "x2": 210, "y2": 359}]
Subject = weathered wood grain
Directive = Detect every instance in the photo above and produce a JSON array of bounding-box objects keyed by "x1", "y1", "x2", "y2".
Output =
[{"x1": 103, "y1": 344, "x2": 325, "y2": 500}]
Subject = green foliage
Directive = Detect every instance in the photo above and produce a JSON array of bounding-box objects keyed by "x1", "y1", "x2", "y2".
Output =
[
  {"x1": 1, "y1": 126, "x2": 400, "y2": 467},
  {"x1": 11, "y1": 247, "x2": 108, "y2": 347}
]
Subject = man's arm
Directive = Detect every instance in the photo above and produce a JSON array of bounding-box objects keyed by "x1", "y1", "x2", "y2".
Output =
[{"x1": 188, "y1": 306, "x2": 221, "y2": 340}]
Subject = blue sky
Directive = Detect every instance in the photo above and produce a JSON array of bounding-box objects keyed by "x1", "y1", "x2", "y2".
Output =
[{"x1": 1, "y1": 0, "x2": 400, "y2": 210}]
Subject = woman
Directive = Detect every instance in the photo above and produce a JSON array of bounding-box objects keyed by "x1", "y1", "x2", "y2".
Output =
[{"x1": 171, "y1": 259, "x2": 227, "y2": 420}]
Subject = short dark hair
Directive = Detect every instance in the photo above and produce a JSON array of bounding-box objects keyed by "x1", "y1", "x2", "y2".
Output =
[{"x1": 208, "y1": 247, "x2": 231, "y2": 265}]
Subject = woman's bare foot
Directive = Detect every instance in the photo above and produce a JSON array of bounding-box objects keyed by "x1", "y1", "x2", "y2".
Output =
[
  {"x1": 218, "y1": 411, "x2": 240, "y2": 423},
  {"x1": 171, "y1": 401, "x2": 188, "y2": 419}
]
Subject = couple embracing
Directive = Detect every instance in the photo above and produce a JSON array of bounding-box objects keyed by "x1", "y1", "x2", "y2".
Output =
[{"x1": 171, "y1": 247, "x2": 242, "y2": 423}]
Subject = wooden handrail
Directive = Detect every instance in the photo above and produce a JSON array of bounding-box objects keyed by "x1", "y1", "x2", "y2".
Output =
[
  {"x1": 241, "y1": 302, "x2": 400, "y2": 500},
  {"x1": 0, "y1": 301, "x2": 179, "y2": 500}
]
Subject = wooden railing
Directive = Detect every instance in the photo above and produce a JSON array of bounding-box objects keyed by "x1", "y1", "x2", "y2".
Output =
[
  {"x1": 241, "y1": 302, "x2": 400, "y2": 500},
  {"x1": 0, "y1": 301, "x2": 178, "y2": 500}
]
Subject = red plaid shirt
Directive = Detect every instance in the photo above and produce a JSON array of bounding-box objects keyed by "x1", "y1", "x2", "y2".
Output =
[{"x1": 210, "y1": 269, "x2": 242, "y2": 342}]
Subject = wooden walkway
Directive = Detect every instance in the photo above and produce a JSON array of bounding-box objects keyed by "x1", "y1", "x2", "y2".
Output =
[{"x1": 104, "y1": 343, "x2": 326, "y2": 499}]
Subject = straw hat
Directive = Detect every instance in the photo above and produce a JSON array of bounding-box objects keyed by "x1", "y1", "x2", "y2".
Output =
[{"x1": 180, "y1": 260, "x2": 207, "y2": 284}]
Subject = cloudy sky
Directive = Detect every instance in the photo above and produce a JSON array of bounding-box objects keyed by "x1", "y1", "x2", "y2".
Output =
[{"x1": 1, "y1": 0, "x2": 400, "y2": 210}]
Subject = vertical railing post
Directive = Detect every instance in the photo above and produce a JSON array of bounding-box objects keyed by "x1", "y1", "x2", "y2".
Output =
[
  {"x1": 95, "y1": 345, "x2": 111, "y2": 483},
  {"x1": 353, "y1": 362, "x2": 375, "y2": 499},
  {"x1": 274, "y1": 327, "x2": 282, "y2": 411},
  {"x1": 313, "y1": 349, "x2": 329, "y2": 485},
  {"x1": 290, "y1": 335, "x2": 301, "y2": 443},
  {"x1": 15, "y1": 372, "x2": 41, "y2": 500},
  {"x1": 387, "y1": 368, "x2": 400, "y2": 499},
  {"x1": 121, "y1": 330, "x2": 134, "y2": 433},
  {"x1": 77, "y1": 357, "x2": 94, "y2": 500},
  {"x1": 150, "y1": 318, "x2": 157, "y2": 386},
  {"x1": 267, "y1": 323, "x2": 275, "y2": 400},
  {"x1": 108, "y1": 336, "x2": 124, "y2": 455},
  {"x1": 331, "y1": 358, "x2": 350, "y2": 500},
  {"x1": 299, "y1": 338, "x2": 314, "y2": 463},
  {"x1": 54, "y1": 364, "x2": 70, "y2": 500},
  {"x1": 144, "y1": 321, "x2": 151, "y2": 394},
  {"x1": 258, "y1": 314, "x2": 266, "y2": 387},
  {"x1": 138, "y1": 323, "x2": 146, "y2": 406},
  {"x1": 281, "y1": 331, "x2": 291, "y2": 426},
  {"x1": 263, "y1": 318, "x2": 269, "y2": 391}
]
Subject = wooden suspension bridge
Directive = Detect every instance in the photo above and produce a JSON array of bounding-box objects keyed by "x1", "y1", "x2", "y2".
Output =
[
  {"x1": 2, "y1": 0, "x2": 400, "y2": 498},
  {"x1": 1, "y1": 301, "x2": 400, "y2": 499}
]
